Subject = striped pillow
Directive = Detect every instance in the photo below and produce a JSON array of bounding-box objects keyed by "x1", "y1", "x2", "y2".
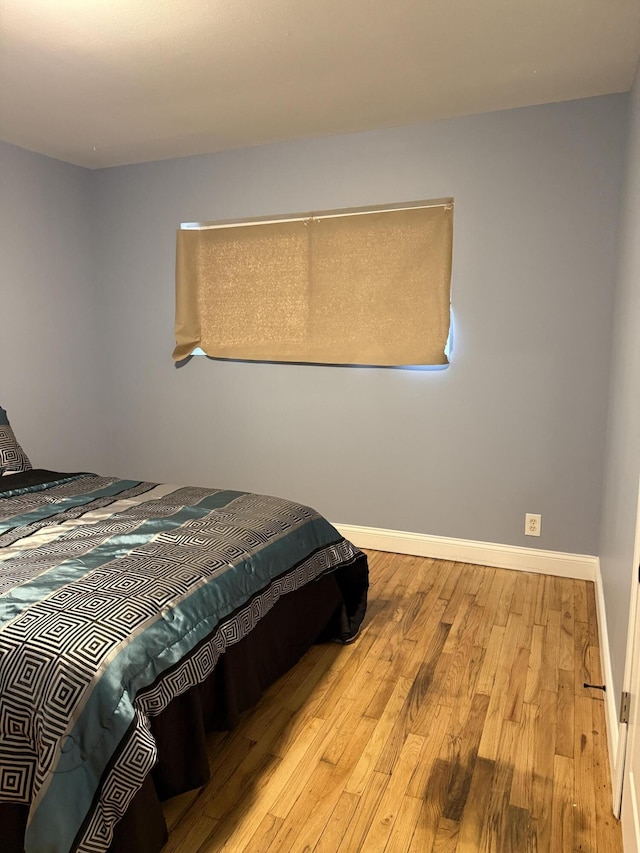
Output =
[{"x1": 0, "y1": 407, "x2": 32, "y2": 475}]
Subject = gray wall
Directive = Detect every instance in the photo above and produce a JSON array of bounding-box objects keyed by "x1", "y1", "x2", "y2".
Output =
[
  {"x1": 600, "y1": 69, "x2": 640, "y2": 709},
  {"x1": 0, "y1": 142, "x2": 110, "y2": 473},
  {"x1": 91, "y1": 95, "x2": 626, "y2": 555}
]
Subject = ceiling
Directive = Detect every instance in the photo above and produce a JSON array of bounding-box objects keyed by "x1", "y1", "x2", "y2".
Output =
[{"x1": 1, "y1": 0, "x2": 639, "y2": 169}]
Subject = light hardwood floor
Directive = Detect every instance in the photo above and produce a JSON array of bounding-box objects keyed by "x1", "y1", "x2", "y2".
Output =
[{"x1": 162, "y1": 550, "x2": 622, "y2": 852}]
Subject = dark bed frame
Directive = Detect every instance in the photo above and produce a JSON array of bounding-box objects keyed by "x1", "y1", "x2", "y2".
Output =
[{"x1": 3, "y1": 556, "x2": 368, "y2": 853}]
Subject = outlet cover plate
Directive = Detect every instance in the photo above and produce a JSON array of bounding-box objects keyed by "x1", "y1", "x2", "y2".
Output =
[{"x1": 525, "y1": 513, "x2": 541, "y2": 536}]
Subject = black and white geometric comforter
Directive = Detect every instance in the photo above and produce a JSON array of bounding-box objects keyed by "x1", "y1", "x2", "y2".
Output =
[{"x1": 0, "y1": 470, "x2": 366, "y2": 852}]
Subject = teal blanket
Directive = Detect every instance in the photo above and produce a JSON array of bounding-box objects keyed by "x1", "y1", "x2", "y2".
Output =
[{"x1": 0, "y1": 472, "x2": 363, "y2": 852}]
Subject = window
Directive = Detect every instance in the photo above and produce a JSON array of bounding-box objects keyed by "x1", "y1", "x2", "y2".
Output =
[{"x1": 174, "y1": 199, "x2": 453, "y2": 367}]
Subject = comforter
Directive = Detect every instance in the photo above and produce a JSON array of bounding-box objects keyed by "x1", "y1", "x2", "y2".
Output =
[{"x1": 0, "y1": 470, "x2": 366, "y2": 853}]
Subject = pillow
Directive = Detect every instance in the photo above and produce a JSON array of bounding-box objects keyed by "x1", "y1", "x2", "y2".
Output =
[{"x1": 0, "y1": 406, "x2": 33, "y2": 474}]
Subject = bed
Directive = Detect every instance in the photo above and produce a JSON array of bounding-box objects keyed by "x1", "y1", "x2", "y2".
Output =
[{"x1": 0, "y1": 466, "x2": 368, "y2": 853}]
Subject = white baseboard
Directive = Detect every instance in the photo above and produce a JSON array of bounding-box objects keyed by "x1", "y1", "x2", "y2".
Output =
[
  {"x1": 594, "y1": 558, "x2": 622, "y2": 811},
  {"x1": 333, "y1": 523, "x2": 598, "y2": 581}
]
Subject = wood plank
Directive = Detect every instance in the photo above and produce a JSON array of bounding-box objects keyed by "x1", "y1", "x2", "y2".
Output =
[
  {"x1": 509, "y1": 568, "x2": 531, "y2": 615},
  {"x1": 494, "y1": 569, "x2": 518, "y2": 628},
  {"x1": 523, "y1": 623, "x2": 545, "y2": 705},
  {"x1": 548, "y1": 574, "x2": 564, "y2": 611},
  {"x1": 530, "y1": 688, "x2": 558, "y2": 851},
  {"x1": 438, "y1": 561, "x2": 464, "y2": 602},
  {"x1": 344, "y1": 676, "x2": 413, "y2": 795},
  {"x1": 441, "y1": 692, "x2": 491, "y2": 822},
  {"x1": 263, "y1": 758, "x2": 351, "y2": 852},
  {"x1": 202, "y1": 749, "x2": 281, "y2": 821},
  {"x1": 384, "y1": 794, "x2": 423, "y2": 851},
  {"x1": 238, "y1": 814, "x2": 283, "y2": 853},
  {"x1": 282, "y1": 643, "x2": 343, "y2": 715},
  {"x1": 439, "y1": 613, "x2": 484, "y2": 709},
  {"x1": 406, "y1": 703, "x2": 454, "y2": 800},
  {"x1": 574, "y1": 580, "x2": 589, "y2": 624},
  {"x1": 322, "y1": 709, "x2": 377, "y2": 767},
  {"x1": 336, "y1": 772, "x2": 389, "y2": 853},
  {"x1": 407, "y1": 759, "x2": 452, "y2": 853},
  {"x1": 441, "y1": 592, "x2": 475, "y2": 653},
  {"x1": 558, "y1": 577, "x2": 575, "y2": 671},
  {"x1": 550, "y1": 753, "x2": 574, "y2": 853},
  {"x1": 510, "y1": 701, "x2": 538, "y2": 812},
  {"x1": 431, "y1": 816, "x2": 459, "y2": 852},
  {"x1": 198, "y1": 716, "x2": 323, "y2": 851},
  {"x1": 363, "y1": 673, "x2": 399, "y2": 721},
  {"x1": 475, "y1": 717, "x2": 517, "y2": 851},
  {"x1": 312, "y1": 631, "x2": 380, "y2": 718},
  {"x1": 360, "y1": 733, "x2": 424, "y2": 850},
  {"x1": 341, "y1": 647, "x2": 394, "y2": 708},
  {"x1": 473, "y1": 565, "x2": 497, "y2": 608},
  {"x1": 573, "y1": 694, "x2": 597, "y2": 853},
  {"x1": 534, "y1": 572, "x2": 551, "y2": 627},
  {"x1": 476, "y1": 569, "x2": 513, "y2": 647},
  {"x1": 506, "y1": 804, "x2": 537, "y2": 853},
  {"x1": 477, "y1": 689, "x2": 509, "y2": 763},
  {"x1": 202, "y1": 707, "x2": 291, "y2": 819},
  {"x1": 376, "y1": 621, "x2": 450, "y2": 772},
  {"x1": 504, "y1": 645, "x2": 530, "y2": 723},
  {"x1": 556, "y1": 667, "x2": 575, "y2": 758},
  {"x1": 587, "y1": 643, "x2": 604, "y2": 688},
  {"x1": 574, "y1": 619, "x2": 591, "y2": 694},
  {"x1": 440, "y1": 569, "x2": 472, "y2": 626},
  {"x1": 410, "y1": 649, "x2": 455, "y2": 730},
  {"x1": 476, "y1": 623, "x2": 506, "y2": 696},
  {"x1": 477, "y1": 612, "x2": 523, "y2": 762},
  {"x1": 518, "y1": 572, "x2": 540, "y2": 627},
  {"x1": 268, "y1": 702, "x2": 353, "y2": 820},
  {"x1": 456, "y1": 755, "x2": 495, "y2": 851},
  {"x1": 541, "y1": 607, "x2": 561, "y2": 693},
  {"x1": 456, "y1": 644, "x2": 486, "y2": 719},
  {"x1": 405, "y1": 584, "x2": 450, "y2": 644},
  {"x1": 314, "y1": 791, "x2": 359, "y2": 853}
]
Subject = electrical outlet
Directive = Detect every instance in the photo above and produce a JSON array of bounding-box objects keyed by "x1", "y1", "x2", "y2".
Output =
[{"x1": 525, "y1": 513, "x2": 541, "y2": 537}]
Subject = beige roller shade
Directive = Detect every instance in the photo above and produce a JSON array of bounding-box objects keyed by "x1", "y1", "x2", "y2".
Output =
[{"x1": 174, "y1": 201, "x2": 453, "y2": 366}]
